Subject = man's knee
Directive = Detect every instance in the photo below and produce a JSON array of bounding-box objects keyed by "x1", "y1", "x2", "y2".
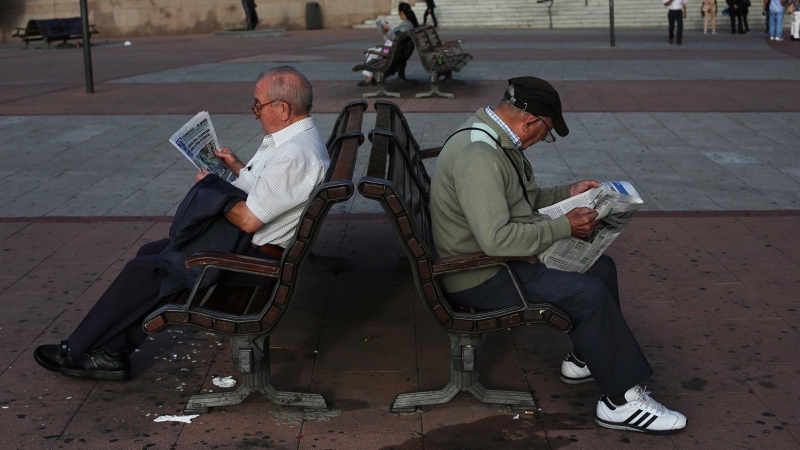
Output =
[
  {"x1": 587, "y1": 254, "x2": 617, "y2": 280},
  {"x1": 136, "y1": 239, "x2": 169, "y2": 258}
]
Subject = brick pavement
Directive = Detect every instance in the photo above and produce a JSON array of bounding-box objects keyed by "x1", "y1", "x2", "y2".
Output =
[{"x1": 1, "y1": 26, "x2": 800, "y2": 449}]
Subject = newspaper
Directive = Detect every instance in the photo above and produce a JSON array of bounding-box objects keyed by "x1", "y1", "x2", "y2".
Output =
[
  {"x1": 168, "y1": 111, "x2": 236, "y2": 182},
  {"x1": 537, "y1": 181, "x2": 643, "y2": 273}
]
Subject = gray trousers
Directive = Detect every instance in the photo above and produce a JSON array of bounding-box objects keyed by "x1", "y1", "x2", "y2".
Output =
[{"x1": 447, "y1": 255, "x2": 653, "y2": 395}]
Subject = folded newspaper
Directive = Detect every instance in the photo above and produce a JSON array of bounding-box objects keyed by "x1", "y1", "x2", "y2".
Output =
[
  {"x1": 169, "y1": 111, "x2": 236, "y2": 182},
  {"x1": 537, "y1": 181, "x2": 643, "y2": 273}
]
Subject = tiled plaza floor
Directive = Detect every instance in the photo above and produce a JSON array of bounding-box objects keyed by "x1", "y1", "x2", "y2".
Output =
[{"x1": 0, "y1": 26, "x2": 799, "y2": 449}]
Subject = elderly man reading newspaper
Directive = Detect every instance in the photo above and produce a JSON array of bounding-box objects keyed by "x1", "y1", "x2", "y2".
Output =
[
  {"x1": 429, "y1": 77, "x2": 687, "y2": 435},
  {"x1": 34, "y1": 66, "x2": 330, "y2": 382}
]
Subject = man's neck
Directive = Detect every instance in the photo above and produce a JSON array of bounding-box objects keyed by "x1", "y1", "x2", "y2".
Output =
[{"x1": 264, "y1": 115, "x2": 310, "y2": 136}]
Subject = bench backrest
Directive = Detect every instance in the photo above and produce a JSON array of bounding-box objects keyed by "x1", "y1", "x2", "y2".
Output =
[
  {"x1": 34, "y1": 18, "x2": 83, "y2": 40},
  {"x1": 144, "y1": 100, "x2": 367, "y2": 335},
  {"x1": 358, "y1": 101, "x2": 571, "y2": 334},
  {"x1": 369, "y1": 100, "x2": 434, "y2": 252}
]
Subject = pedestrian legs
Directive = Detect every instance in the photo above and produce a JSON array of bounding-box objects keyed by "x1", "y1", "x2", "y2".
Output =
[{"x1": 793, "y1": 11, "x2": 800, "y2": 38}]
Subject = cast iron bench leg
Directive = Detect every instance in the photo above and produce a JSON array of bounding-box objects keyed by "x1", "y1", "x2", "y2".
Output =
[
  {"x1": 363, "y1": 73, "x2": 401, "y2": 99},
  {"x1": 184, "y1": 335, "x2": 327, "y2": 414},
  {"x1": 415, "y1": 72, "x2": 455, "y2": 99},
  {"x1": 390, "y1": 335, "x2": 535, "y2": 413}
]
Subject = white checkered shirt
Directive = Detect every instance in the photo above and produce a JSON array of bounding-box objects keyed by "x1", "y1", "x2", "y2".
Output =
[
  {"x1": 484, "y1": 106, "x2": 522, "y2": 150},
  {"x1": 232, "y1": 117, "x2": 330, "y2": 248}
]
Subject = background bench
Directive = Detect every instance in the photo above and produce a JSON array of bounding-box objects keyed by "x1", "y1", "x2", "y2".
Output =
[
  {"x1": 13, "y1": 18, "x2": 98, "y2": 49},
  {"x1": 352, "y1": 32, "x2": 418, "y2": 99},
  {"x1": 142, "y1": 100, "x2": 367, "y2": 414},
  {"x1": 410, "y1": 25, "x2": 473, "y2": 99},
  {"x1": 357, "y1": 100, "x2": 572, "y2": 413}
]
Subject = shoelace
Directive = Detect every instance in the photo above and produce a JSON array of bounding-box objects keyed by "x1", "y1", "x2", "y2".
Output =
[{"x1": 634, "y1": 386, "x2": 667, "y2": 416}]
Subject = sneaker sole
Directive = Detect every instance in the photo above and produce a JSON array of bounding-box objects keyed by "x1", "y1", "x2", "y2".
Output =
[
  {"x1": 595, "y1": 416, "x2": 685, "y2": 435},
  {"x1": 559, "y1": 374, "x2": 594, "y2": 385},
  {"x1": 60, "y1": 367, "x2": 131, "y2": 381}
]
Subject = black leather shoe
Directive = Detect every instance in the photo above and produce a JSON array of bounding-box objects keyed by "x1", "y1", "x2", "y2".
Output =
[
  {"x1": 34, "y1": 340, "x2": 70, "y2": 372},
  {"x1": 59, "y1": 348, "x2": 131, "y2": 381}
]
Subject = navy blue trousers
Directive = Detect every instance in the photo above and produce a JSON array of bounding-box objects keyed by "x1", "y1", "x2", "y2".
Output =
[
  {"x1": 448, "y1": 255, "x2": 653, "y2": 396},
  {"x1": 69, "y1": 239, "x2": 272, "y2": 357}
]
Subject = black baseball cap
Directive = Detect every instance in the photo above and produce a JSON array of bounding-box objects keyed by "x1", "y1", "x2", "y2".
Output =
[{"x1": 503, "y1": 77, "x2": 569, "y2": 137}]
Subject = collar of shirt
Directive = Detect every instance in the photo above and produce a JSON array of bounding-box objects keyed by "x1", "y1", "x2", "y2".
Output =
[
  {"x1": 484, "y1": 106, "x2": 522, "y2": 150},
  {"x1": 263, "y1": 116, "x2": 317, "y2": 149}
]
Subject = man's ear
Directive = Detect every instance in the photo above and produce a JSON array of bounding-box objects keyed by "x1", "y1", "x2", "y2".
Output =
[
  {"x1": 281, "y1": 102, "x2": 292, "y2": 121},
  {"x1": 524, "y1": 116, "x2": 538, "y2": 131}
]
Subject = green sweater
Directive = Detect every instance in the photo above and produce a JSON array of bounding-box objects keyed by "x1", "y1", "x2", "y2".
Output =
[{"x1": 429, "y1": 109, "x2": 573, "y2": 293}]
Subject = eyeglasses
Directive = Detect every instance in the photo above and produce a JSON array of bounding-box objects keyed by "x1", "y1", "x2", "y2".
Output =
[
  {"x1": 535, "y1": 115, "x2": 556, "y2": 143},
  {"x1": 251, "y1": 98, "x2": 282, "y2": 118}
]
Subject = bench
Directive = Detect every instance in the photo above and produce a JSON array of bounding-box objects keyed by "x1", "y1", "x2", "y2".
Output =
[
  {"x1": 13, "y1": 18, "x2": 98, "y2": 49},
  {"x1": 357, "y1": 100, "x2": 572, "y2": 413},
  {"x1": 142, "y1": 100, "x2": 367, "y2": 414},
  {"x1": 410, "y1": 25, "x2": 473, "y2": 99},
  {"x1": 352, "y1": 32, "x2": 418, "y2": 99}
]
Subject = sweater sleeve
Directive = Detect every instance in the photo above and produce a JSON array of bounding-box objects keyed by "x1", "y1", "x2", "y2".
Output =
[
  {"x1": 533, "y1": 184, "x2": 571, "y2": 210},
  {"x1": 453, "y1": 146, "x2": 572, "y2": 257}
]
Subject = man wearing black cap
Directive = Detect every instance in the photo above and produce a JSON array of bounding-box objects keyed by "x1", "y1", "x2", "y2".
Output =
[{"x1": 429, "y1": 77, "x2": 687, "y2": 435}]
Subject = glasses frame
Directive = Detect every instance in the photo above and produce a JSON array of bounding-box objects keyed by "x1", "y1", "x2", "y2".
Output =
[
  {"x1": 534, "y1": 115, "x2": 556, "y2": 143},
  {"x1": 251, "y1": 98, "x2": 282, "y2": 118}
]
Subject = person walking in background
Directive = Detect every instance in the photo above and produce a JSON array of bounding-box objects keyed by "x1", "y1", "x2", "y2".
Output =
[
  {"x1": 742, "y1": 0, "x2": 752, "y2": 31},
  {"x1": 728, "y1": 0, "x2": 746, "y2": 33},
  {"x1": 665, "y1": 0, "x2": 688, "y2": 44},
  {"x1": 790, "y1": 0, "x2": 800, "y2": 40},
  {"x1": 703, "y1": 0, "x2": 718, "y2": 33},
  {"x1": 765, "y1": 0, "x2": 787, "y2": 40},
  {"x1": 423, "y1": 0, "x2": 439, "y2": 27}
]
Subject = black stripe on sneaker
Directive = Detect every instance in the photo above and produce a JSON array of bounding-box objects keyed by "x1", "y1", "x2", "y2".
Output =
[
  {"x1": 601, "y1": 396, "x2": 617, "y2": 411},
  {"x1": 633, "y1": 413, "x2": 652, "y2": 427},
  {"x1": 624, "y1": 410, "x2": 643, "y2": 424},
  {"x1": 641, "y1": 415, "x2": 659, "y2": 429}
]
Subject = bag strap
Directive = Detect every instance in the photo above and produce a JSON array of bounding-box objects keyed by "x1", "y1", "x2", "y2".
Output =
[{"x1": 442, "y1": 127, "x2": 530, "y2": 204}]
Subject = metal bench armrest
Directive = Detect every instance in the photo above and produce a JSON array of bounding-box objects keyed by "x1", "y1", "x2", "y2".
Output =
[
  {"x1": 185, "y1": 251, "x2": 280, "y2": 276},
  {"x1": 432, "y1": 252, "x2": 538, "y2": 274}
]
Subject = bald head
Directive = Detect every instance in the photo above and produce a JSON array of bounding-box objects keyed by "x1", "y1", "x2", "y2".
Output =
[{"x1": 256, "y1": 66, "x2": 313, "y2": 118}]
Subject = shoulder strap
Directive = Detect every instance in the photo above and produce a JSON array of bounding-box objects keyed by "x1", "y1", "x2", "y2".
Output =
[{"x1": 442, "y1": 127, "x2": 530, "y2": 204}]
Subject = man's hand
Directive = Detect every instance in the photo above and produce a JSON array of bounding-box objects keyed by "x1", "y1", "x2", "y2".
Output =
[
  {"x1": 214, "y1": 147, "x2": 246, "y2": 176},
  {"x1": 566, "y1": 207, "x2": 599, "y2": 239},
  {"x1": 569, "y1": 180, "x2": 601, "y2": 197},
  {"x1": 195, "y1": 169, "x2": 212, "y2": 184}
]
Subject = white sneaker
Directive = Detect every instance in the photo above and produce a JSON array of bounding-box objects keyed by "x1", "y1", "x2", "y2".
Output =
[
  {"x1": 771, "y1": 36, "x2": 776, "y2": 41},
  {"x1": 560, "y1": 351, "x2": 594, "y2": 384},
  {"x1": 703, "y1": 29, "x2": 708, "y2": 35},
  {"x1": 776, "y1": 37, "x2": 785, "y2": 41},
  {"x1": 712, "y1": 30, "x2": 717, "y2": 34},
  {"x1": 596, "y1": 385, "x2": 687, "y2": 435}
]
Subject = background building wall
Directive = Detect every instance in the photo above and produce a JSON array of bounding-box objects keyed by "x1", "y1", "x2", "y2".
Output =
[{"x1": 0, "y1": 0, "x2": 391, "y2": 43}]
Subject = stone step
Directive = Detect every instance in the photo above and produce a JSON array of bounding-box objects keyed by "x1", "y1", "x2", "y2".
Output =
[{"x1": 354, "y1": 0, "x2": 730, "y2": 30}]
